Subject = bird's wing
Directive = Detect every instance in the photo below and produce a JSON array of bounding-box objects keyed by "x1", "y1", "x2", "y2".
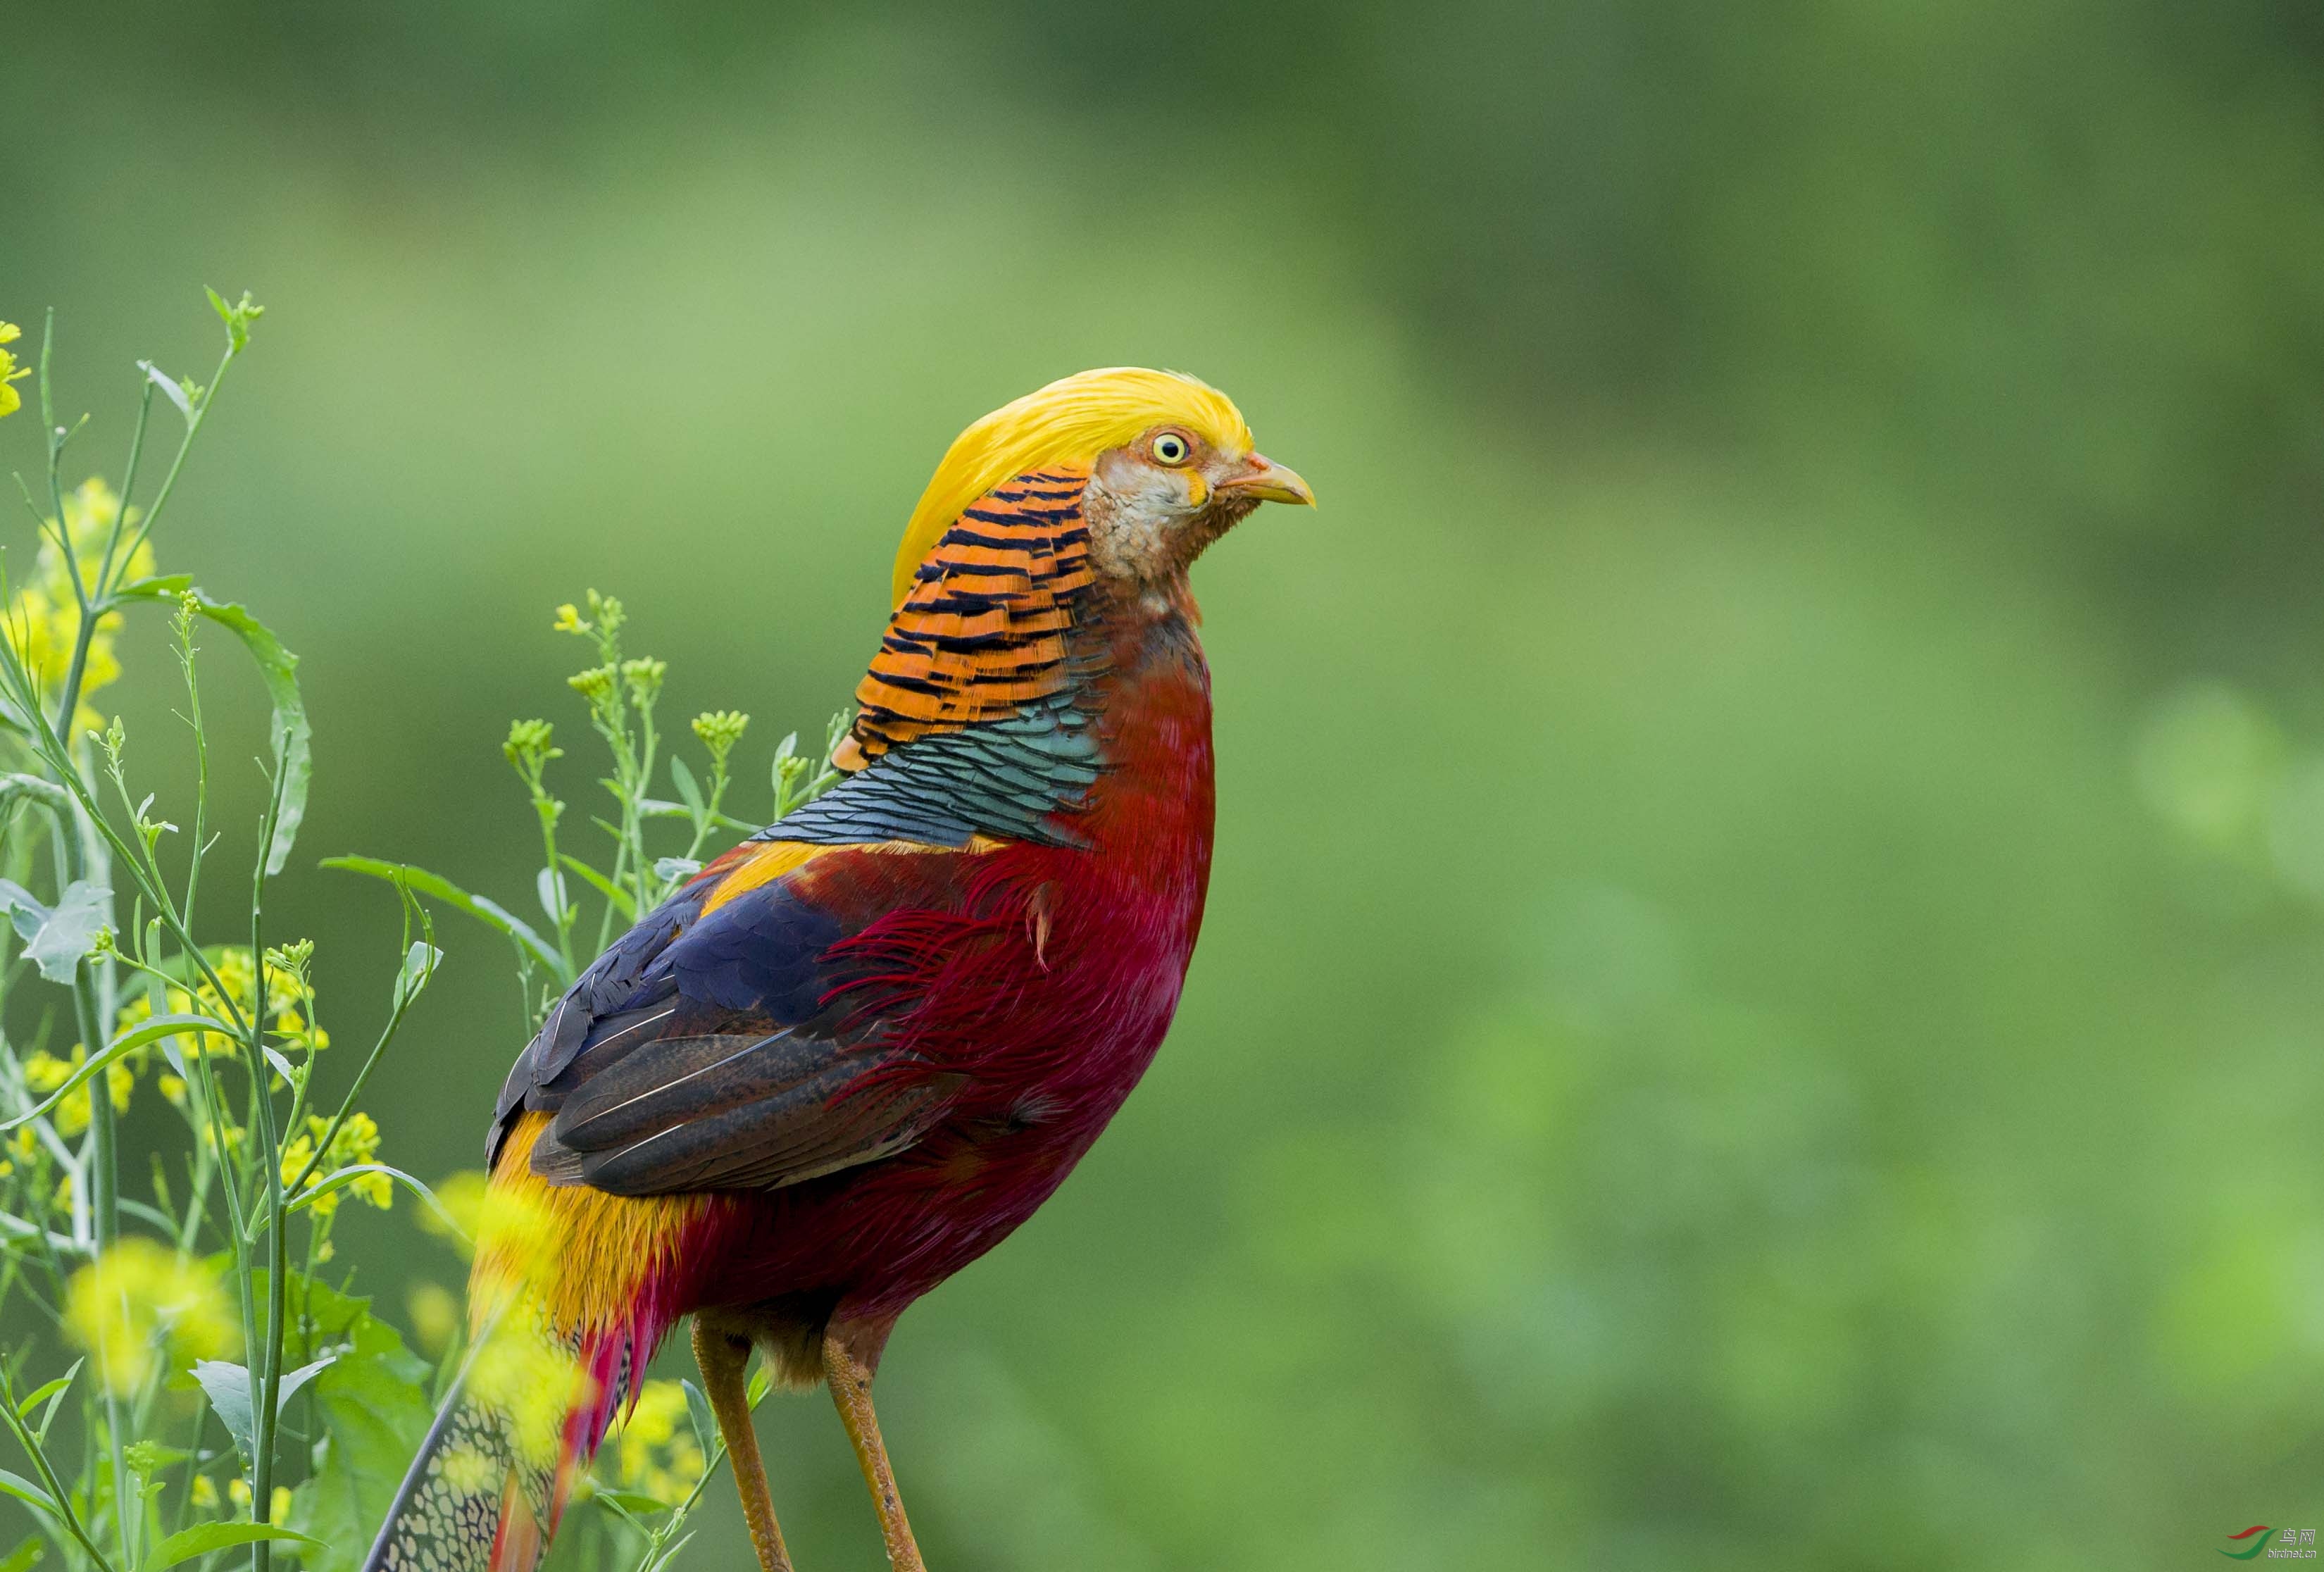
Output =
[{"x1": 488, "y1": 838, "x2": 975, "y2": 1196}]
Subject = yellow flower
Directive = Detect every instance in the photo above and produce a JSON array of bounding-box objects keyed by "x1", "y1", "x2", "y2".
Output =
[
  {"x1": 1, "y1": 479, "x2": 155, "y2": 730},
  {"x1": 606, "y1": 1379, "x2": 706, "y2": 1507},
  {"x1": 281, "y1": 1111, "x2": 389, "y2": 1217},
  {"x1": 23, "y1": 1046, "x2": 134, "y2": 1137},
  {"x1": 463, "y1": 1171, "x2": 562, "y2": 1280},
  {"x1": 406, "y1": 1282, "x2": 459, "y2": 1355},
  {"x1": 278, "y1": 1135, "x2": 320, "y2": 1209},
  {"x1": 468, "y1": 1319, "x2": 592, "y2": 1470},
  {"x1": 22, "y1": 1051, "x2": 72, "y2": 1095},
  {"x1": 118, "y1": 946, "x2": 314, "y2": 1063},
  {"x1": 63, "y1": 1237, "x2": 239, "y2": 1395},
  {"x1": 273, "y1": 1006, "x2": 329, "y2": 1052},
  {"x1": 619, "y1": 657, "x2": 666, "y2": 706},
  {"x1": 567, "y1": 663, "x2": 617, "y2": 704},
  {"x1": 189, "y1": 1474, "x2": 220, "y2": 1509},
  {"x1": 225, "y1": 1478, "x2": 287, "y2": 1520},
  {"x1": 0, "y1": 322, "x2": 26, "y2": 420},
  {"x1": 551, "y1": 602, "x2": 586, "y2": 634},
  {"x1": 259, "y1": 941, "x2": 326, "y2": 1052},
  {"x1": 690, "y1": 709, "x2": 749, "y2": 759}
]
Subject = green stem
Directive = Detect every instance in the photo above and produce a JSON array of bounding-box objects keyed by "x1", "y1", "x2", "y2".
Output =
[
  {"x1": 66, "y1": 954, "x2": 136, "y2": 1569},
  {"x1": 0, "y1": 646, "x2": 255, "y2": 1047},
  {"x1": 70, "y1": 967, "x2": 114, "y2": 1248},
  {"x1": 285, "y1": 978, "x2": 420, "y2": 1198},
  {"x1": 35, "y1": 313, "x2": 87, "y2": 630},
  {"x1": 179, "y1": 601, "x2": 211, "y2": 935},
  {"x1": 104, "y1": 336, "x2": 242, "y2": 596},
  {"x1": 246, "y1": 757, "x2": 289, "y2": 1572},
  {"x1": 49, "y1": 382, "x2": 153, "y2": 740},
  {"x1": 0, "y1": 1366, "x2": 121, "y2": 1572},
  {"x1": 177, "y1": 1106, "x2": 217, "y2": 1253},
  {"x1": 632, "y1": 706, "x2": 658, "y2": 916},
  {"x1": 532, "y1": 791, "x2": 575, "y2": 978}
]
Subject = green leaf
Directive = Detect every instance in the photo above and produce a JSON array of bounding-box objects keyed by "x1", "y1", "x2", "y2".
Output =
[
  {"x1": 30, "y1": 1359, "x2": 80, "y2": 1442},
  {"x1": 192, "y1": 1352, "x2": 335, "y2": 1456},
  {"x1": 204, "y1": 287, "x2": 262, "y2": 353},
  {"x1": 0, "y1": 880, "x2": 48, "y2": 944},
  {"x1": 669, "y1": 754, "x2": 705, "y2": 817},
  {"x1": 13, "y1": 1364, "x2": 76, "y2": 1421},
  {"x1": 115, "y1": 579, "x2": 311, "y2": 875},
  {"x1": 556, "y1": 854, "x2": 635, "y2": 922},
  {"x1": 392, "y1": 940, "x2": 442, "y2": 1012},
  {"x1": 0, "y1": 1531, "x2": 46, "y2": 1572},
  {"x1": 277, "y1": 1355, "x2": 336, "y2": 1409},
  {"x1": 192, "y1": 1361, "x2": 256, "y2": 1459},
  {"x1": 145, "y1": 1522, "x2": 319, "y2": 1570},
  {"x1": 681, "y1": 1378, "x2": 715, "y2": 1459},
  {"x1": 283, "y1": 1164, "x2": 463, "y2": 1237},
  {"x1": 24, "y1": 878, "x2": 108, "y2": 983},
  {"x1": 0, "y1": 1470, "x2": 58, "y2": 1520},
  {"x1": 642, "y1": 1529, "x2": 696, "y2": 1572},
  {"x1": 591, "y1": 1489, "x2": 673, "y2": 1515},
  {"x1": 535, "y1": 866, "x2": 566, "y2": 927},
  {"x1": 270, "y1": 1273, "x2": 435, "y2": 1572},
  {"x1": 0, "y1": 1013, "x2": 233, "y2": 1130},
  {"x1": 137, "y1": 360, "x2": 193, "y2": 418},
  {"x1": 320, "y1": 856, "x2": 562, "y2": 977}
]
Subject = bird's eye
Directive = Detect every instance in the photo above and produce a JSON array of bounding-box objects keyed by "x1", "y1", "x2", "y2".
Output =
[{"x1": 1151, "y1": 432, "x2": 1191, "y2": 466}]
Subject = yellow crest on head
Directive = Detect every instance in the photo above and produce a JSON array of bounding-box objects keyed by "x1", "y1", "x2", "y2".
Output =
[{"x1": 890, "y1": 368, "x2": 1254, "y2": 606}]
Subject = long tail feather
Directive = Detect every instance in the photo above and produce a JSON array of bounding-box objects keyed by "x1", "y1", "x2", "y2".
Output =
[
  {"x1": 362, "y1": 1321, "x2": 640, "y2": 1572},
  {"x1": 361, "y1": 1375, "x2": 517, "y2": 1572},
  {"x1": 366, "y1": 1114, "x2": 708, "y2": 1571}
]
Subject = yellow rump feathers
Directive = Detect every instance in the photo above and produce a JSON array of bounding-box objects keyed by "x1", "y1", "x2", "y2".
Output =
[{"x1": 890, "y1": 368, "x2": 1253, "y2": 606}]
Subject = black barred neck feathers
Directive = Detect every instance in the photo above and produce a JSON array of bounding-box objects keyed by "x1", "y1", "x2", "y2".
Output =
[
  {"x1": 777, "y1": 456, "x2": 1240, "y2": 852},
  {"x1": 839, "y1": 468, "x2": 1099, "y2": 772},
  {"x1": 837, "y1": 454, "x2": 1249, "y2": 776}
]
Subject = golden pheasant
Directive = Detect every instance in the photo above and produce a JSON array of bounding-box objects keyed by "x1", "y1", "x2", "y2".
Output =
[{"x1": 365, "y1": 367, "x2": 1312, "y2": 1571}]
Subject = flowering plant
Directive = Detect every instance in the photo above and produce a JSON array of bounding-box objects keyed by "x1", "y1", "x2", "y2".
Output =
[
  {"x1": 0, "y1": 295, "x2": 456, "y2": 1572},
  {"x1": 0, "y1": 301, "x2": 822, "y2": 1571}
]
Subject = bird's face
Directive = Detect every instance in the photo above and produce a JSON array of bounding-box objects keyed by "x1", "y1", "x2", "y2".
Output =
[{"x1": 1084, "y1": 422, "x2": 1313, "y2": 585}]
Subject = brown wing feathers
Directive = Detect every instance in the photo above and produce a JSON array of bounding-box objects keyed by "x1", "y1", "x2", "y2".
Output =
[
  {"x1": 841, "y1": 469, "x2": 1095, "y2": 767},
  {"x1": 532, "y1": 1026, "x2": 963, "y2": 1195}
]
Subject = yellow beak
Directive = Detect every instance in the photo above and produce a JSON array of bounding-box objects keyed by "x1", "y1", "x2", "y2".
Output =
[{"x1": 1216, "y1": 453, "x2": 1316, "y2": 507}]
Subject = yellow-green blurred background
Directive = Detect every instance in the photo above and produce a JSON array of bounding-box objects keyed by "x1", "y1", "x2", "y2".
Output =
[{"x1": 8, "y1": 3, "x2": 2324, "y2": 1566}]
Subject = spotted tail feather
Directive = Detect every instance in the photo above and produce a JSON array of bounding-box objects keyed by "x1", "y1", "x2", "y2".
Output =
[
  {"x1": 366, "y1": 1111, "x2": 711, "y2": 1568},
  {"x1": 359, "y1": 1380, "x2": 518, "y2": 1572},
  {"x1": 361, "y1": 1318, "x2": 645, "y2": 1572}
]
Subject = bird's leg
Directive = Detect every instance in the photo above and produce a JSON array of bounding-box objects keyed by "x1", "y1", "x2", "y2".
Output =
[
  {"x1": 823, "y1": 1318, "x2": 924, "y2": 1572},
  {"x1": 690, "y1": 1317, "x2": 794, "y2": 1572}
]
